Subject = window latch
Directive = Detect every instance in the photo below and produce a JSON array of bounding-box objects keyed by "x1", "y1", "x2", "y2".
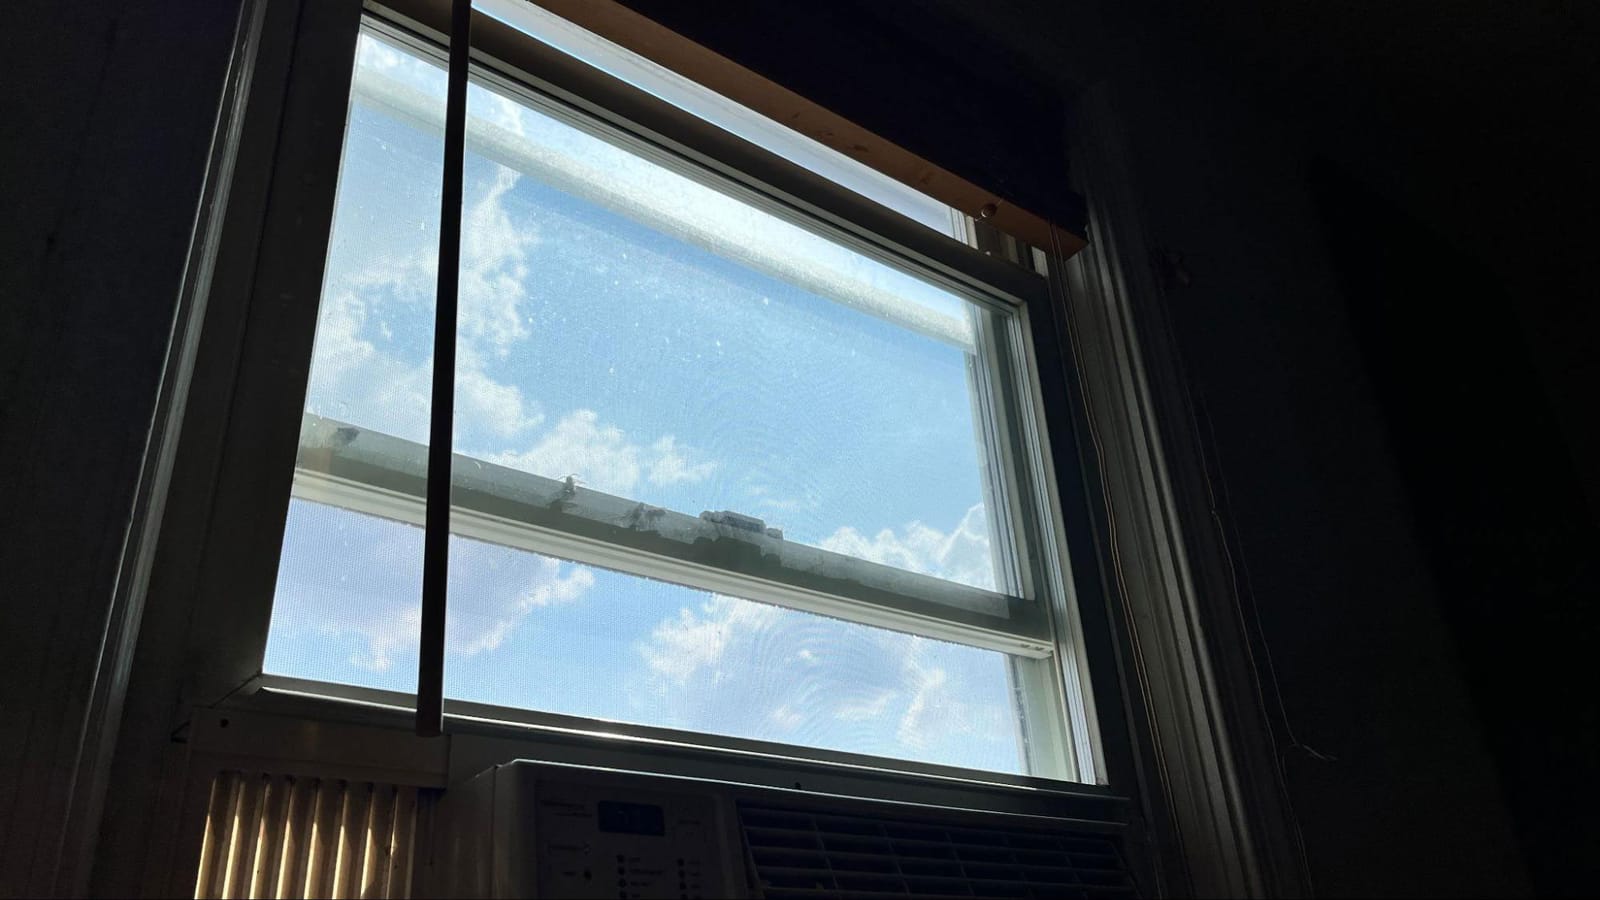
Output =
[{"x1": 700, "y1": 509, "x2": 783, "y2": 540}]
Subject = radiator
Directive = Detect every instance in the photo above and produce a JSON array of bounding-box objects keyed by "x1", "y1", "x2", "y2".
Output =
[{"x1": 192, "y1": 771, "x2": 420, "y2": 900}]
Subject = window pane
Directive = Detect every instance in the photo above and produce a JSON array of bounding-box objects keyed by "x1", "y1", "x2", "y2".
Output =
[
  {"x1": 267, "y1": 501, "x2": 421, "y2": 691},
  {"x1": 509, "y1": 80, "x2": 1003, "y2": 595},
  {"x1": 301, "y1": 32, "x2": 445, "y2": 447},
  {"x1": 267, "y1": 499, "x2": 1028, "y2": 775}
]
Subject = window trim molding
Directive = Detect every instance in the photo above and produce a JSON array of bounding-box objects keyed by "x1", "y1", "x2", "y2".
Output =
[
  {"x1": 45, "y1": 3, "x2": 273, "y2": 896},
  {"x1": 1050, "y1": 83, "x2": 1311, "y2": 897},
  {"x1": 90, "y1": 1, "x2": 365, "y2": 895}
]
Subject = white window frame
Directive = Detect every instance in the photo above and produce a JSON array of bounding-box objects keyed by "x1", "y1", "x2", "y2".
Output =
[{"x1": 163, "y1": 0, "x2": 1111, "y2": 791}]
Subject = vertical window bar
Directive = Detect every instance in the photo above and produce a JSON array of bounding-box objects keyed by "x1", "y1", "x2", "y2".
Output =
[{"x1": 417, "y1": 0, "x2": 472, "y2": 738}]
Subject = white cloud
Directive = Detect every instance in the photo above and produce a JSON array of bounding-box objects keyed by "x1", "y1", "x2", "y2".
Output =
[
  {"x1": 472, "y1": 88, "x2": 528, "y2": 138},
  {"x1": 647, "y1": 435, "x2": 718, "y2": 485},
  {"x1": 489, "y1": 410, "x2": 639, "y2": 494},
  {"x1": 893, "y1": 638, "x2": 950, "y2": 749},
  {"x1": 458, "y1": 359, "x2": 542, "y2": 438},
  {"x1": 458, "y1": 167, "x2": 536, "y2": 357},
  {"x1": 446, "y1": 550, "x2": 595, "y2": 657},
  {"x1": 629, "y1": 588, "x2": 1013, "y2": 764},
  {"x1": 818, "y1": 503, "x2": 998, "y2": 590},
  {"x1": 639, "y1": 594, "x2": 781, "y2": 685},
  {"x1": 833, "y1": 689, "x2": 893, "y2": 722},
  {"x1": 307, "y1": 165, "x2": 544, "y2": 445},
  {"x1": 315, "y1": 531, "x2": 593, "y2": 673},
  {"x1": 768, "y1": 705, "x2": 804, "y2": 732},
  {"x1": 622, "y1": 504, "x2": 1016, "y2": 763},
  {"x1": 357, "y1": 34, "x2": 408, "y2": 74},
  {"x1": 489, "y1": 410, "x2": 715, "y2": 496},
  {"x1": 308, "y1": 157, "x2": 718, "y2": 500}
]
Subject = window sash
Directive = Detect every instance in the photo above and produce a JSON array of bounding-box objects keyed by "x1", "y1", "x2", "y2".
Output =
[{"x1": 293, "y1": 412, "x2": 1058, "y2": 656}]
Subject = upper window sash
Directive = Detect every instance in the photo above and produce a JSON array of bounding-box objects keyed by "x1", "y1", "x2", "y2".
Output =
[{"x1": 290, "y1": 17, "x2": 1072, "y2": 659}]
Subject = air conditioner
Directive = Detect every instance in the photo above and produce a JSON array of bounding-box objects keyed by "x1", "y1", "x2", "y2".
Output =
[{"x1": 425, "y1": 760, "x2": 1140, "y2": 899}]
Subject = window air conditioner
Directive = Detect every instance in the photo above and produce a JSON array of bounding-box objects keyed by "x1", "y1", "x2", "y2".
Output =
[{"x1": 425, "y1": 761, "x2": 1140, "y2": 899}]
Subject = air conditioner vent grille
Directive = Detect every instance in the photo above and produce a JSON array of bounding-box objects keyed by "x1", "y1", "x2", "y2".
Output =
[{"x1": 739, "y1": 804, "x2": 1138, "y2": 899}]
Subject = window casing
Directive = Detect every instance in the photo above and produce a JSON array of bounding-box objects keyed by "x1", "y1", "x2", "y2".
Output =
[{"x1": 81, "y1": 2, "x2": 1308, "y2": 896}]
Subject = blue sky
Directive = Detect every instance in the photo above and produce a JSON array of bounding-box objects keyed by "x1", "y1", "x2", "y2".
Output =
[{"x1": 265, "y1": 32, "x2": 1035, "y2": 775}]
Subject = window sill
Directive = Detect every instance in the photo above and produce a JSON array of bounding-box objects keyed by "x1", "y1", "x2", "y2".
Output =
[{"x1": 216, "y1": 674, "x2": 1131, "y2": 823}]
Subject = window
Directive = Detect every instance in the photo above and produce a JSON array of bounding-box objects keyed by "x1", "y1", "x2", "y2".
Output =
[
  {"x1": 81, "y1": 3, "x2": 1292, "y2": 895},
  {"x1": 253, "y1": 7, "x2": 1096, "y2": 784}
]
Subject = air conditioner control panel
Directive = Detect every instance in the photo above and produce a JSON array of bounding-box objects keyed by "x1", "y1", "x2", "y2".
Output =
[
  {"x1": 535, "y1": 783, "x2": 729, "y2": 899},
  {"x1": 431, "y1": 761, "x2": 744, "y2": 898}
]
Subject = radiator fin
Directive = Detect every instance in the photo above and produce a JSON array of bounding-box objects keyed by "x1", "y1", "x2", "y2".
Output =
[
  {"x1": 739, "y1": 803, "x2": 1138, "y2": 900},
  {"x1": 193, "y1": 771, "x2": 418, "y2": 900}
]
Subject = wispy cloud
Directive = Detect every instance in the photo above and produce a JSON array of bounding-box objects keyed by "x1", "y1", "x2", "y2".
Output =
[
  {"x1": 445, "y1": 543, "x2": 595, "y2": 658},
  {"x1": 640, "y1": 594, "x2": 782, "y2": 686},
  {"x1": 306, "y1": 166, "x2": 544, "y2": 445},
  {"x1": 647, "y1": 435, "x2": 718, "y2": 486},
  {"x1": 631, "y1": 512, "x2": 1013, "y2": 761},
  {"x1": 768, "y1": 705, "x2": 805, "y2": 732},
  {"x1": 273, "y1": 503, "x2": 594, "y2": 673},
  {"x1": 745, "y1": 484, "x2": 821, "y2": 514},
  {"x1": 892, "y1": 638, "x2": 951, "y2": 749},
  {"x1": 818, "y1": 503, "x2": 998, "y2": 590},
  {"x1": 458, "y1": 167, "x2": 536, "y2": 356},
  {"x1": 488, "y1": 410, "x2": 716, "y2": 497},
  {"x1": 833, "y1": 689, "x2": 894, "y2": 722},
  {"x1": 308, "y1": 145, "x2": 717, "y2": 498}
]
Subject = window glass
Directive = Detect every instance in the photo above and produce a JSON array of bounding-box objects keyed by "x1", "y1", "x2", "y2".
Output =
[
  {"x1": 266, "y1": 29, "x2": 1056, "y2": 777},
  {"x1": 268, "y1": 499, "x2": 1027, "y2": 773}
]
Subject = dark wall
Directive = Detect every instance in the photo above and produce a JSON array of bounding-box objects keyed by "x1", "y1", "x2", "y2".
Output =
[
  {"x1": 1165, "y1": 0, "x2": 1600, "y2": 524},
  {"x1": 1312, "y1": 161, "x2": 1599, "y2": 896},
  {"x1": 0, "y1": 0, "x2": 245, "y2": 893},
  {"x1": 1070, "y1": 40, "x2": 1533, "y2": 896},
  {"x1": 625, "y1": 0, "x2": 1593, "y2": 896},
  {"x1": 1134, "y1": 3, "x2": 1600, "y2": 894}
]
